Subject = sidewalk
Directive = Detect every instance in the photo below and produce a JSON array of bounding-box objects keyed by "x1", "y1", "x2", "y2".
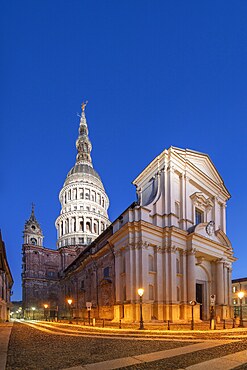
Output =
[{"x1": 0, "y1": 322, "x2": 13, "y2": 370}]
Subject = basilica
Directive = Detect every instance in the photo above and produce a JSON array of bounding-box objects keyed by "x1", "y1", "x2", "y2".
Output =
[{"x1": 22, "y1": 103, "x2": 236, "y2": 322}]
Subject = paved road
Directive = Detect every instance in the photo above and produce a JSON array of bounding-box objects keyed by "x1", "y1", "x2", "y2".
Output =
[{"x1": 5, "y1": 321, "x2": 247, "y2": 369}]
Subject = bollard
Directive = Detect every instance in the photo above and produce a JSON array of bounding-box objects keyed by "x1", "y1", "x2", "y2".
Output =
[
  {"x1": 119, "y1": 319, "x2": 122, "y2": 329},
  {"x1": 167, "y1": 320, "x2": 170, "y2": 330},
  {"x1": 102, "y1": 319, "x2": 105, "y2": 328},
  {"x1": 223, "y1": 319, "x2": 226, "y2": 329},
  {"x1": 210, "y1": 319, "x2": 216, "y2": 330}
]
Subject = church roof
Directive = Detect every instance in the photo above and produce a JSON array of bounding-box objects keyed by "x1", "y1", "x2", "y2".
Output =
[{"x1": 66, "y1": 163, "x2": 101, "y2": 180}]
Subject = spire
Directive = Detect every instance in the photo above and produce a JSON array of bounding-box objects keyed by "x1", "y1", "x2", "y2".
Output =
[
  {"x1": 76, "y1": 101, "x2": 93, "y2": 166},
  {"x1": 30, "y1": 202, "x2": 37, "y2": 222},
  {"x1": 24, "y1": 203, "x2": 42, "y2": 231}
]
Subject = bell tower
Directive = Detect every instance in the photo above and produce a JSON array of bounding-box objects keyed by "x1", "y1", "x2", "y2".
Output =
[{"x1": 23, "y1": 204, "x2": 44, "y2": 246}]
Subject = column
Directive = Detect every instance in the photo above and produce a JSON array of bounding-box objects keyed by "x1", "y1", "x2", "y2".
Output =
[
  {"x1": 216, "y1": 259, "x2": 224, "y2": 305},
  {"x1": 169, "y1": 246, "x2": 177, "y2": 303},
  {"x1": 181, "y1": 250, "x2": 187, "y2": 303},
  {"x1": 184, "y1": 174, "x2": 190, "y2": 228},
  {"x1": 168, "y1": 166, "x2": 174, "y2": 215},
  {"x1": 163, "y1": 247, "x2": 169, "y2": 303},
  {"x1": 115, "y1": 251, "x2": 121, "y2": 303},
  {"x1": 187, "y1": 249, "x2": 196, "y2": 302},
  {"x1": 76, "y1": 216, "x2": 79, "y2": 232},
  {"x1": 180, "y1": 173, "x2": 185, "y2": 228},
  {"x1": 223, "y1": 263, "x2": 228, "y2": 305},
  {"x1": 222, "y1": 203, "x2": 226, "y2": 234},
  {"x1": 125, "y1": 246, "x2": 132, "y2": 301},
  {"x1": 156, "y1": 248, "x2": 163, "y2": 303},
  {"x1": 135, "y1": 247, "x2": 141, "y2": 298},
  {"x1": 227, "y1": 267, "x2": 232, "y2": 306}
]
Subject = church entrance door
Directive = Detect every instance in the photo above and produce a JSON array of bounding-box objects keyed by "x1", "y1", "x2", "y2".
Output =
[{"x1": 196, "y1": 283, "x2": 203, "y2": 320}]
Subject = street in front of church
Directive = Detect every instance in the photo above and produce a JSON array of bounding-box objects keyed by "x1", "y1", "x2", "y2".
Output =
[{"x1": 3, "y1": 321, "x2": 247, "y2": 369}]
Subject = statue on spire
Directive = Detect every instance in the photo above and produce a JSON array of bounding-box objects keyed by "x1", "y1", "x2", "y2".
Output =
[{"x1": 81, "y1": 101, "x2": 88, "y2": 112}]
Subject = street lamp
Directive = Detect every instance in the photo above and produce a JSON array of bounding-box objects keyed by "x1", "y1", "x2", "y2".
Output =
[
  {"x1": 31, "y1": 307, "x2": 36, "y2": 320},
  {"x1": 67, "y1": 298, "x2": 73, "y2": 324},
  {"x1": 189, "y1": 301, "x2": 197, "y2": 330},
  {"x1": 238, "y1": 291, "x2": 244, "y2": 328},
  {"x1": 44, "y1": 304, "x2": 49, "y2": 321},
  {"x1": 138, "y1": 288, "x2": 144, "y2": 330}
]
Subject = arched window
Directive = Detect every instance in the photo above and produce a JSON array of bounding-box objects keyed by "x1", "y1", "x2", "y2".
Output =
[
  {"x1": 148, "y1": 255, "x2": 154, "y2": 272},
  {"x1": 93, "y1": 223, "x2": 97, "y2": 233},
  {"x1": 86, "y1": 221, "x2": 91, "y2": 232},
  {"x1": 30, "y1": 238, "x2": 37, "y2": 245},
  {"x1": 176, "y1": 258, "x2": 180, "y2": 274},
  {"x1": 80, "y1": 221, "x2": 84, "y2": 231},
  {"x1": 102, "y1": 198, "x2": 105, "y2": 208}
]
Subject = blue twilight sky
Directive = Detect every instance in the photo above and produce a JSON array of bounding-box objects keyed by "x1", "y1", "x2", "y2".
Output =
[{"x1": 1, "y1": 1, "x2": 247, "y2": 300}]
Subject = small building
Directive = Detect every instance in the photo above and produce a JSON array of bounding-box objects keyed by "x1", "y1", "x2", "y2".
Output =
[
  {"x1": 232, "y1": 278, "x2": 247, "y2": 319},
  {"x1": 0, "y1": 231, "x2": 14, "y2": 321}
]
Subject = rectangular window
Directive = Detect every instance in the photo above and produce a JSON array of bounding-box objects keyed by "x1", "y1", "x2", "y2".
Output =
[
  {"x1": 80, "y1": 280, "x2": 84, "y2": 290},
  {"x1": 195, "y1": 208, "x2": 204, "y2": 224},
  {"x1": 104, "y1": 267, "x2": 110, "y2": 278}
]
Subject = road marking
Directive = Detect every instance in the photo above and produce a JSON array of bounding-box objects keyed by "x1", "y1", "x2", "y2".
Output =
[
  {"x1": 183, "y1": 348, "x2": 247, "y2": 369},
  {"x1": 62, "y1": 341, "x2": 235, "y2": 370}
]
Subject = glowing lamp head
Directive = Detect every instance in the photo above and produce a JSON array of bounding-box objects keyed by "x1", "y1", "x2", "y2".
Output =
[
  {"x1": 138, "y1": 288, "x2": 144, "y2": 297},
  {"x1": 67, "y1": 299, "x2": 72, "y2": 305},
  {"x1": 238, "y1": 291, "x2": 244, "y2": 300},
  {"x1": 31, "y1": 307, "x2": 36, "y2": 311},
  {"x1": 44, "y1": 304, "x2": 48, "y2": 309}
]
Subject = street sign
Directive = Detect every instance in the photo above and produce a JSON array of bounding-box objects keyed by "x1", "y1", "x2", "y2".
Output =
[
  {"x1": 86, "y1": 302, "x2": 92, "y2": 311},
  {"x1": 210, "y1": 294, "x2": 216, "y2": 305}
]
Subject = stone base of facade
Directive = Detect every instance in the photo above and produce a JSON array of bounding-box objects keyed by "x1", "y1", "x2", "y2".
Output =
[{"x1": 113, "y1": 302, "x2": 206, "y2": 323}]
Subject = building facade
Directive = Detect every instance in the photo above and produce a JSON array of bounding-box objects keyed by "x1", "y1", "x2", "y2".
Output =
[
  {"x1": 232, "y1": 278, "x2": 247, "y2": 320},
  {"x1": 22, "y1": 104, "x2": 236, "y2": 322},
  {"x1": 0, "y1": 232, "x2": 13, "y2": 321}
]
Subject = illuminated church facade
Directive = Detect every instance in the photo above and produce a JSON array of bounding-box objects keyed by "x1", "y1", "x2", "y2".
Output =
[{"x1": 22, "y1": 104, "x2": 236, "y2": 322}]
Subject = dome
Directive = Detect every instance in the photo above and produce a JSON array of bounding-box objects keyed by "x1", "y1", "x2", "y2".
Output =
[{"x1": 67, "y1": 163, "x2": 101, "y2": 180}]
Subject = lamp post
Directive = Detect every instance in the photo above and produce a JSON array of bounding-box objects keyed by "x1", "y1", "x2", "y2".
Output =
[
  {"x1": 189, "y1": 301, "x2": 197, "y2": 330},
  {"x1": 238, "y1": 291, "x2": 244, "y2": 328},
  {"x1": 67, "y1": 299, "x2": 73, "y2": 324},
  {"x1": 138, "y1": 288, "x2": 144, "y2": 330},
  {"x1": 44, "y1": 304, "x2": 48, "y2": 321},
  {"x1": 31, "y1": 307, "x2": 36, "y2": 320}
]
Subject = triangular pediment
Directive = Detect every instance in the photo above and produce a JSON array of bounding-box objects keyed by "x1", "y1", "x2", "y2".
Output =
[
  {"x1": 172, "y1": 147, "x2": 229, "y2": 195},
  {"x1": 187, "y1": 155, "x2": 220, "y2": 183}
]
